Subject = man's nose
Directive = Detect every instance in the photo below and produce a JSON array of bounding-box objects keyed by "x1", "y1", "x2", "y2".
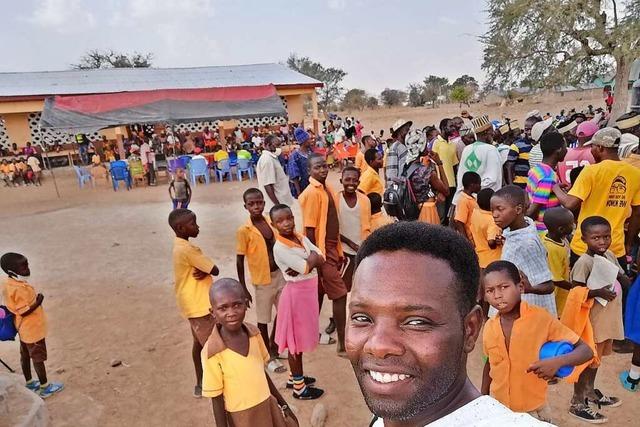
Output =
[{"x1": 362, "y1": 321, "x2": 404, "y2": 359}]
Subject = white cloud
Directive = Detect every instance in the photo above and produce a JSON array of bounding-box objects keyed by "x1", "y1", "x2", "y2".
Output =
[
  {"x1": 28, "y1": 0, "x2": 95, "y2": 32},
  {"x1": 328, "y1": 0, "x2": 346, "y2": 11}
]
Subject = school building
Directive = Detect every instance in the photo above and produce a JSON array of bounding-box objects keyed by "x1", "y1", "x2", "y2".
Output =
[{"x1": 0, "y1": 63, "x2": 323, "y2": 151}]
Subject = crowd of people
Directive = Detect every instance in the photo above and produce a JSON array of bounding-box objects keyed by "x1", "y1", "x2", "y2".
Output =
[
  {"x1": 3, "y1": 104, "x2": 640, "y2": 426},
  {"x1": 0, "y1": 142, "x2": 42, "y2": 187}
]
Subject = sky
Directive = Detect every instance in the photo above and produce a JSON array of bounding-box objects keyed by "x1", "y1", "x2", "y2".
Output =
[{"x1": 0, "y1": 0, "x2": 488, "y2": 95}]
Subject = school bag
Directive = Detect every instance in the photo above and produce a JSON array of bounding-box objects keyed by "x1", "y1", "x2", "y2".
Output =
[
  {"x1": 383, "y1": 162, "x2": 422, "y2": 221},
  {"x1": 0, "y1": 305, "x2": 18, "y2": 341}
]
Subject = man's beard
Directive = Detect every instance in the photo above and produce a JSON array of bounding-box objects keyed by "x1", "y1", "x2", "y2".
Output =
[{"x1": 353, "y1": 347, "x2": 464, "y2": 422}]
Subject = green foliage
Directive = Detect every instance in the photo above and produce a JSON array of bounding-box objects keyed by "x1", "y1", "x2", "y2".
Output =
[
  {"x1": 341, "y1": 88, "x2": 368, "y2": 110},
  {"x1": 423, "y1": 75, "x2": 450, "y2": 104},
  {"x1": 450, "y1": 86, "x2": 472, "y2": 104},
  {"x1": 366, "y1": 96, "x2": 379, "y2": 109},
  {"x1": 73, "y1": 50, "x2": 153, "y2": 69},
  {"x1": 380, "y1": 88, "x2": 407, "y2": 107},
  {"x1": 452, "y1": 74, "x2": 479, "y2": 90},
  {"x1": 286, "y1": 54, "x2": 347, "y2": 110},
  {"x1": 407, "y1": 83, "x2": 428, "y2": 107}
]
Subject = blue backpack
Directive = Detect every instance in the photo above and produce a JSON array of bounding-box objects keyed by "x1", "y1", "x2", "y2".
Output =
[{"x1": 0, "y1": 305, "x2": 18, "y2": 341}]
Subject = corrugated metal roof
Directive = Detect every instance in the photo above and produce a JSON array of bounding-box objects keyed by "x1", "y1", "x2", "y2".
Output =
[{"x1": 0, "y1": 63, "x2": 322, "y2": 97}]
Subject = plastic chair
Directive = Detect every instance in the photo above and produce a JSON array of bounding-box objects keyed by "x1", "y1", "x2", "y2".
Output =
[
  {"x1": 189, "y1": 157, "x2": 210, "y2": 185},
  {"x1": 215, "y1": 159, "x2": 233, "y2": 182},
  {"x1": 179, "y1": 155, "x2": 192, "y2": 167},
  {"x1": 251, "y1": 151, "x2": 259, "y2": 165},
  {"x1": 167, "y1": 158, "x2": 180, "y2": 177},
  {"x1": 73, "y1": 165, "x2": 94, "y2": 189},
  {"x1": 109, "y1": 161, "x2": 131, "y2": 191},
  {"x1": 236, "y1": 158, "x2": 254, "y2": 181},
  {"x1": 228, "y1": 151, "x2": 238, "y2": 168},
  {"x1": 129, "y1": 159, "x2": 146, "y2": 186}
]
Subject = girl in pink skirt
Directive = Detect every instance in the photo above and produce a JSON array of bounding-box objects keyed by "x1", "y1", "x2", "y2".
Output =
[{"x1": 270, "y1": 204, "x2": 325, "y2": 400}]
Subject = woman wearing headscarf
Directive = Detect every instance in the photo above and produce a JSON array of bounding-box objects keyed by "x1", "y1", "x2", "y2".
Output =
[{"x1": 403, "y1": 129, "x2": 450, "y2": 224}]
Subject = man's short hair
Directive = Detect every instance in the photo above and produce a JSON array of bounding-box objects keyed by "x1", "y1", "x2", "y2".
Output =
[
  {"x1": 483, "y1": 260, "x2": 520, "y2": 285},
  {"x1": 355, "y1": 222, "x2": 479, "y2": 316},
  {"x1": 580, "y1": 216, "x2": 610, "y2": 235},
  {"x1": 540, "y1": 132, "x2": 565, "y2": 157},
  {"x1": 168, "y1": 208, "x2": 193, "y2": 231},
  {"x1": 342, "y1": 165, "x2": 360, "y2": 177},
  {"x1": 364, "y1": 148, "x2": 378, "y2": 164},
  {"x1": 0, "y1": 252, "x2": 25, "y2": 275},
  {"x1": 307, "y1": 152, "x2": 325, "y2": 167},
  {"x1": 439, "y1": 118, "x2": 451, "y2": 135},
  {"x1": 492, "y1": 185, "x2": 525, "y2": 207},
  {"x1": 477, "y1": 188, "x2": 495, "y2": 211},
  {"x1": 367, "y1": 192, "x2": 382, "y2": 212},
  {"x1": 242, "y1": 187, "x2": 263, "y2": 202},
  {"x1": 269, "y1": 203, "x2": 291, "y2": 220},
  {"x1": 362, "y1": 135, "x2": 373, "y2": 145},
  {"x1": 264, "y1": 134, "x2": 279, "y2": 146},
  {"x1": 462, "y1": 171, "x2": 481, "y2": 188}
]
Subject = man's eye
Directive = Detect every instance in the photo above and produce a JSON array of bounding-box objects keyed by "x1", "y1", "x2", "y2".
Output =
[
  {"x1": 351, "y1": 314, "x2": 371, "y2": 323},
  {"x1": 404, "y1": 318, "x2": 436, "y2": 328}
]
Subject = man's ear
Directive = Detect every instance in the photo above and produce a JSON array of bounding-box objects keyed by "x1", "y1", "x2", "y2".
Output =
[{"x1": 463, "y1": 305, "x2": 483, "y2": 354}]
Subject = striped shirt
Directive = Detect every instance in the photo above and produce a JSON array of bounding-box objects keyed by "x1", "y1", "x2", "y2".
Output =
[
  {"x1": 493, "y1": 217, "x2": 556, "y2": 317},
  {"x1": 526, "y1": 163, "x2": 560, "y2": 233},
  {"x1": 507, "y1": 138, "x2": 533, "y2": 187},
  {"x1": 384, "y1": 140, "x2": 408, "y2": 187},
  {"x1": 528, "y1": 144, "x2": 543, "y2": 169}
]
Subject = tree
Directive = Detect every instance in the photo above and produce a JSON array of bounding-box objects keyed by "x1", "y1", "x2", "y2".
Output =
[
  {"x1": 450, "y1": 86, "x2": 472, "y2": 106},
  {"x1": 286, "y1": 54, "x2": 347, "y2": 110},
  {"x1": 380, "y1": 88, "x2": 407, "y2": 107},
  {"x1": 423, "y1": 75, "x2": 450, "y2": 106},
  {"x1": 341, "y1": 88, "x2": 368, "y2": 110},
  {"x1": 366, "y1": 96, "x2": 379, "y2": 109},
  {"x1": 452, "y1": 74, "x2": 479, "y2": 89},
  {"x1": 481, "y1": 0, "x2": 640, "y2": 120},
  {"x1": 407, "y1": 83, "x2": 428, "y2": 107},
  {"x1": 72, "y1": 49, "x2": 153, "y2": 69}
]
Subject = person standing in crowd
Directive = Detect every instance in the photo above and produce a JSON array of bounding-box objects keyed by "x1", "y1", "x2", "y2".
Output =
[
  {"x1": 288, "y1": 127, "x2": 312, "y2": 199},
  {"x1": 527, "y1": 118, "x2": 555, "y2": 169},
  {"x1": 354, "y1": 135, "x2": 377, "y2": 173},
  {"x1": 256, "y1": 135, "x2": 294, "y2": 209},
  {"x1": 553, "y1": 128, "x2": 640, "y2": 271},
  {"x1": 557, "y1": 117, "x2": 578, "y2": 148},
  {"x1": 358, "y1": 148, "x2": 384, "y2": 196},
  {"x1": 506, "y1": 115, "x2": 542, "y2": 188},
  {"x1": 346, "y1": 222, "x2": 550, "y2": 426},
  {"x1": 384, "y1": 119, "x2": 412, "y2": 186},
  {"x1": 617, "y1": 111, "x2": 640, "y2": 161},
  {"x1": 557, "y1": 120, "x2": 597, "y2": 185},
  {"x1": 432, "y1": 118, "x2": 459, "y2": 224}
]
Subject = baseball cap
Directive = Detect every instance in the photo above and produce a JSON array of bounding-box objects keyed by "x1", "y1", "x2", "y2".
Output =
[
  {"x1": 576, "y1": 121, "x2": 599, "y2": 138},
  {"x1": 584, "y1": 127, "x2": 621, "y2": 148},
  {"x1": 531, "y1": 118, "x2": 553, "y2": 142}
]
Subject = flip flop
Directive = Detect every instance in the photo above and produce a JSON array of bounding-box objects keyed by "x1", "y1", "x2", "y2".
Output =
[
  {"x1": 319, "y1": 333, "x2": 335, "y2": 345},
  {"x1": 267, "y1": 358, "x2": 287, "y2": 374}
]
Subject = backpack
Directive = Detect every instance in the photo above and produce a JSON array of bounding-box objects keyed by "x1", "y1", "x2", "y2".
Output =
[
  {"x1": 0, "y1": 305, "x2": 18, "y2": 341},
  {"x1": 383, "y1": 163, "x2": 422, "y2": 221}
]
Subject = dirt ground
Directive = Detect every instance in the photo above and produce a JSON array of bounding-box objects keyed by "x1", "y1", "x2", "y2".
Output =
[{"x1": 0, "y1": 100, "x2": 637, "y2": 427}]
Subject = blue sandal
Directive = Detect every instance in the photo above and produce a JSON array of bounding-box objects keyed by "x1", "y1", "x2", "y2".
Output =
[{"x1": 39, "y1": 382, "x2": 64, "y2": 399}]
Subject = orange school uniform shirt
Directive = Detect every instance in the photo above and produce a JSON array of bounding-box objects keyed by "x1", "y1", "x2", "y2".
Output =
[
  {"x1": 358, "y1": 164, "x2": 384, "y2": 196},
  {"x1": 469, "y1": 208, "x2": 502, "y2": 268},
  {"x1": 236, "y1": 217, "x2": 276, "y2": 286},
  {"x1": 354, "y1": 150, "x2": 366, "y2": 172},
  {"x1": 2, "y1": 277, "x2": 47, "y2": 343},
  {"x1": 172, "y1": 237, "x2": 216, "y2": 319},
  {"x1": 483, "y1": 301, "x2": 579, "y2": 412},
  {"x1": 454, "y1": 192, "x2": 478, "y2": 242},
  {"x1": 299, "y1": 177, "x2": 343, "y2": 257},
  {"x1": 371, "y1": 212, "x2": 394, "y2": 231}
]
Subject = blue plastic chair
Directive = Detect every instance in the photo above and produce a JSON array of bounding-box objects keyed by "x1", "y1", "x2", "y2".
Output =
[
  {"x1": 167, "y1": 158, "x2": 180, "y2": 177},
  {"x1": 109, "y1": 161, "x2": 131, "y2": 191},
  {"x1": 236, "y1": 158, "x2": 254, "y2": 181},
  {"x1": 228, "y1": 151, "x2": 238, "y2": 168},
  {"x1": 73, "y1": 165, "x2": 94, "y2": 189},
  {"x1": 189, "y1": 157, "x2": 210, "y2": 185},
  {"x1": 215, "y1": 159, "x2": 233, "y2": 182},
  {"x1": 251, "y1": 151, "x2": 259, "y2": 165},
  {"x1": 179, "y1": 155, "x2": 192, "y2": 167}
]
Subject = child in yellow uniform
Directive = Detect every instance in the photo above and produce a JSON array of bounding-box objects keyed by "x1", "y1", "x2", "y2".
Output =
[
  {"x1": 202, "y1": 278, "x2": 297, "y2": 427},
  {"x1": 454, "y1": 171, "x2": 481, "y2": 242},
  {"x1": 169, "y1": 208, "x2": 219, "y2": 397},
  {"x1": 541, "y1": 207, "x2": 574, "y2": 317},
  {"x1": 367, "y1": 193, "x2": 394, "y2": 232},
  {"x1": 1, "y1": 252, "x2": 64, "y2": 398},
  {"x1": 469, "y1": 188, "x2": 502, "y2": 269}
]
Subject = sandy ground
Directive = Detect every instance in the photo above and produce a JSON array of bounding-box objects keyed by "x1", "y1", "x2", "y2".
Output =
[{"x1": 0, "y1": 101, "x2": 637, "y2": 427}]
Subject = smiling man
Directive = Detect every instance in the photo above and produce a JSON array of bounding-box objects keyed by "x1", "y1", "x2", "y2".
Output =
[{"x1": 346, "y1": 222, "x2": 551, "y2": 426}]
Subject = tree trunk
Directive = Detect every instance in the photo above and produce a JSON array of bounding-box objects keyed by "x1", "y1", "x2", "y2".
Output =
[{"x1": 611, "y1": 54, "x2": 632, "y2": 123}]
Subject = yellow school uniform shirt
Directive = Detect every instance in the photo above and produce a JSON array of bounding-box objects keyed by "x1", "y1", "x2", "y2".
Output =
[
  {"x1": 201, "y1": 323, "x2": 271, "y2": 412},
  {"x1": 432, "y1": 136, "x2": 458, "y2": 186},
  {"x1": 569, "y1": 160, "x2": 640, "y2": 257},
  {"x1": 236, "y1": 217, "x2": 275, "y2": 286},
  {"x1": 454, "y1": 192, "x2": 478, "y2": 242},
  {"x1": 358, "y1": 164, "x2": 384, "y2": 196},
  {"x1": 2, "y1": 278, "x2": 47, "y2": 343},
  {"x1": 371, "y1": 212, "x2": 394, "y2": 231},
  {"x1": 469, "y1": 208, "x2": 502, "y2": 268},
  {"x1": 354, "y1": 150, "x2": 366, "y2": 172},
  {"x1": 299, "y1": 177, "x2": 342, "y2": 257},
  {"x1": 0, "y1": 163, "x2": 11, "y2": 174},
  {"x1": 214, "y1": 150, "x2": 229, "y2": 162},
  {"x1": 172, "y1": 237, "x2": 216, "y2": 318},
  {"x1": 543, "y1": 236, "x2": 570, "y2": 316}
]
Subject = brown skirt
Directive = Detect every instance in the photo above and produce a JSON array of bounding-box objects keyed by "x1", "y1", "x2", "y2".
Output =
[{"x1": 228, "y1": 396, "x2": 298, "y2": 427}]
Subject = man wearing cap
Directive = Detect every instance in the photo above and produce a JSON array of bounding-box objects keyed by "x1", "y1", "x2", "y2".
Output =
[
  {"x1": 616, "y1": 112, "x2": 640, "y2": 162},
  {"x1": 557, "y1": 118, "x2": 578, "y2": 148},
  {"x1": 556, "y1": 121, "x2": 597, "y2": 185},
  {"x1": 506, "y1": 116, "x2": 542, "y2": 188},
  {"x1": 287, "y1": 127, "x2": 312, "y2": 198},
  {"x1": 454, "y1": 115, "x2": 502, "y2": 202},
  {"x1": 553, "y1": 128, "x2": 640, "y2": 271},
  {"x1": 527, "y1": 118, "x2": 555, "y2": 169},
  {"x1": 384, "y1": 119, "x2": 412, "y2": 186}
]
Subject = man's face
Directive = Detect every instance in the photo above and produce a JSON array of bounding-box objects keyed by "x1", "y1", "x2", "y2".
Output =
[
  {"x1": 346, "y1": 251, "x2": 479, "y2": 422},
  {"x1": 524, "y1": 118, "x2": 537, "y2": 139},
  {"x1": 12, "y1": 257, "x2": 30, "y2": 277},
  {"x1": 244, "y1": 193, "x2": 265, "y2": 217},
  {"x1": 372, "y1": 152, "x2": 384, "y2": 169},
  {"x1": 451, "y1": 118, "x2": 464, "y2": 131},
  {"x1": 490, "y1": 195, "x2": 520, "y2": 230},
  {"x1": 211, "y1": 288, "x2": 247, "y2": 333},
  {"x1": 266, "y1": 137, "x2": 281, "y2": 152},
  {"x1": 341, "y1": 170, "x2": 360, "y2": 194},
  {"x1": 309, "y1": 157, "x2": 329, "y2": 182}
]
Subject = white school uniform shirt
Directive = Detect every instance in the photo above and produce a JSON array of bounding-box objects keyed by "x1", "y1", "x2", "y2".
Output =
[
  {"x1": 27, "y1": 156, "x2": 41, "y2": 172},
  {"x1": 339, "y1": 195, "x2": 361, "y2": 256},
  {"x1": 273, "y1": 235, "x2": 323, "y2": 282},
  {"x1": 256, "y1": 150, "x2": 294, "y2": 208},
  {"x1": 454, "y1": 141, "x2": 503, "y2": 204},
  {"x1": 371, "y1": 395, "x2": 553, "y2": 426}
]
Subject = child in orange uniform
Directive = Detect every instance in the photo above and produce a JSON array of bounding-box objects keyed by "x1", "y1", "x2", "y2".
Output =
[
  {"x1": 481, "y1": 260, "x2": 592, "y2": 423},
  {"x1": 454, "y1": 171, "x2": 481, "y2": 242},
  {"x1": 469, "y1": 188, "x2": 502, "y2": 269}
]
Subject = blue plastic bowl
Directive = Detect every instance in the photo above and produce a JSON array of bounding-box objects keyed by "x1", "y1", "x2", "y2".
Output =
[{"x1": 539, "y1": 341, "x2": 575, "y2": 378}]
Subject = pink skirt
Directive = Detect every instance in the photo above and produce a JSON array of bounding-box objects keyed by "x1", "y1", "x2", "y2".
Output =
[{"x1": 275, "y1": 276, "x2": 319, "y2": 355}]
